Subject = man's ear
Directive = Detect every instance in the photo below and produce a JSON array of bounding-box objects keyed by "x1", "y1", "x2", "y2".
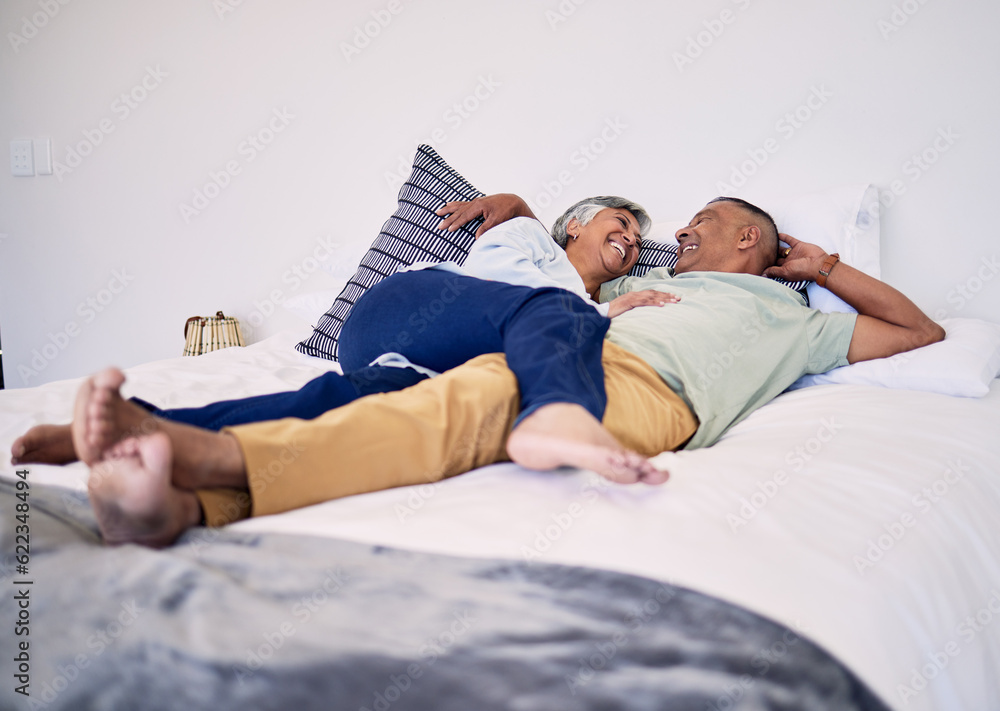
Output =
[{"x1": 737, "y1": 225, "x2": 761, "y2": 250}]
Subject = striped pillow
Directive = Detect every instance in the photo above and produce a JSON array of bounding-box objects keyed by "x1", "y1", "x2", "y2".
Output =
[
  {"x1": 296, "y1": 145, "x2": 485, "y2": 361},
  {"x1": 628, "y1": 239, "x2": 679, "y2": 278},
  {"x1": 297, "y1": 145, "x2": 809, "y2": 361}
]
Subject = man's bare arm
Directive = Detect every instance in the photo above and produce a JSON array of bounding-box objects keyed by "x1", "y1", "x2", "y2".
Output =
[
  {"x1": 765, "y1": 234, "x2": 945, "y2": 363},
  {"x1": 436, "y1": 193, "x2": 537, "y2": 238}
]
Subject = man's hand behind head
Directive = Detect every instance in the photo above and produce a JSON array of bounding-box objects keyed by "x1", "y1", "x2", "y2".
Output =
[{"x1": 762, "y1": 234, "x2": 828, "y2": 282}]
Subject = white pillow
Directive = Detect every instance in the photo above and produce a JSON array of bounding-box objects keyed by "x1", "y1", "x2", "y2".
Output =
[
  {"x1": 646, "y1": 220, "x2": 686, "y2": 243},
  {"x1": 787, "y1": 318, "x2": 1000, "y2": 398},
  {"x1": 649, "y1": 184, "x2": 881, "y2": 314},
  {"x1": 282, "y1": 289, "x2": 343, "y2": 325},
  {"x1": 768, "y1": 184, "x2": 880, "y2": 314}
]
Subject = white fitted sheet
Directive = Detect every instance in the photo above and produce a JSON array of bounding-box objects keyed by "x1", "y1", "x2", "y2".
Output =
[{"x1": 2, "y1": 326, "x2": 998, "y2": 711}]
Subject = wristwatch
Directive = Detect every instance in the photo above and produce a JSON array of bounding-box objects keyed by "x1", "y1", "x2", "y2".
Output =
[{"x1": 816, "y1": 253, "x2": 840, "y2": 288}]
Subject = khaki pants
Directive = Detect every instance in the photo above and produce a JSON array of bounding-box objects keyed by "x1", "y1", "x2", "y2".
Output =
[{"x1": 197, "y1": 342, "x2": 698, "y2": 527}]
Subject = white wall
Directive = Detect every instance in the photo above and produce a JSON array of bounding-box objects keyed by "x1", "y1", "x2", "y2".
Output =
[{"x1": 1, "y1": 0, "x2": 998, "y2": 388}]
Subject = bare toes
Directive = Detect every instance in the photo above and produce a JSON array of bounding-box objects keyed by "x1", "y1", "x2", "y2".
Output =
[{"x1": 88, "y1": 433, "x2": 197, "y2": 548}]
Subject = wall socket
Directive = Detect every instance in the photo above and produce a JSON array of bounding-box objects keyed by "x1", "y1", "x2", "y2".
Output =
[
  {"x1": 34, "y1": 138, "x2": 52, "y2": 175},
  {"x1": 11, "y1": 140, "x2": 33, "y2": 176},
  {"x1": 9, "y1": 139, "x2": 52, "y2": 176}
]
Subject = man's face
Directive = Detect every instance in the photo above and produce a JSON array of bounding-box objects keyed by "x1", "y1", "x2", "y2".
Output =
[{"x1": 673, "y1": 201, "x2": 746, "y2": 274}]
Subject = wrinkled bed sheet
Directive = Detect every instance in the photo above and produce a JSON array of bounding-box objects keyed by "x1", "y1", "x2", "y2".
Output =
[
  {"x1": 2, "y1": 328, "x2": 999, "y2": 711},
  {"x1": 0, "y1": 480, "x2": 890, "y2": 711}
]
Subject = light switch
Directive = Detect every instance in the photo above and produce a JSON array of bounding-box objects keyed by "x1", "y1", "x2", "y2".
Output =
[
  {"x1": 10, "y1": 139, "x2": 33, "y2": 176},
  {"x1": 33, "y1": 138, "x2": 52, "y2": 175}
]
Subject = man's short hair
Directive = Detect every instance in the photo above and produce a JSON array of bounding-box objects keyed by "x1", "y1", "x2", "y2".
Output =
[
  {"x1": 708, "y1": 196, "x2": 779, "y2": 264},
  {"x1": 550, "y1": 196, "x2": 652, "y2": 248}
]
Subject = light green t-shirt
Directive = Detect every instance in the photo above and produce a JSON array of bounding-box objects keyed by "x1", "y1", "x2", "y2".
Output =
[{"x1": 601, "y1": 268, "x2": 857, "y2": 449}]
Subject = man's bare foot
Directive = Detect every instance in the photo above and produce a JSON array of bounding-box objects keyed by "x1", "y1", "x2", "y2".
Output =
[
  {"x1": 69, "y1": 367, "x2": 247, "y2": 492},
  {"x1": 88, "y1": 433, "x2": 202, "y2": 548},
  {"x1": 506, "y1": 403, "x2": 668, "y2": 485},
  {"x1": 72, "y1": 368, "x2": 159, "y2": 466},
  {"x1": 11, "y1": 424, "x2": 77, "y2": 465}
]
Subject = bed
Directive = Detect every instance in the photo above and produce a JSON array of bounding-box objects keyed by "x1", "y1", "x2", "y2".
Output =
[{"x1": 2, "y1": 147, "x2": 1000, "y2": 711}]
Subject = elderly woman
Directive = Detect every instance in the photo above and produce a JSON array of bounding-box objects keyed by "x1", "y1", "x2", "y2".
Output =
[{"x1": 15, "y1": 195, "x2": 678, "y2": 483}]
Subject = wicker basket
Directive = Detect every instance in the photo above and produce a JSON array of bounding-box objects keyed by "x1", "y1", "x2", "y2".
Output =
[{"x1": 183, "y1": 311, "x2": 246, "y2": 356}]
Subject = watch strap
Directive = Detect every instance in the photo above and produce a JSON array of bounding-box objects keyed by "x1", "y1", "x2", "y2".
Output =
[{"x1": 817, "y1": 253, "x2": 840, "y2": 287}]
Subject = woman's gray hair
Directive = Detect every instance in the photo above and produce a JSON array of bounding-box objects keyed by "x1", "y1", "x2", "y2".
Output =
[{"x1": 549, "y1": 196, "x2": 653, "y2": 248}]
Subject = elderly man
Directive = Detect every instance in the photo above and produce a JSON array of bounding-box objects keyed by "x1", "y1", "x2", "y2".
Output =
[{"x1": 77, "y1": 196, "x2": 943, "y2": 547}]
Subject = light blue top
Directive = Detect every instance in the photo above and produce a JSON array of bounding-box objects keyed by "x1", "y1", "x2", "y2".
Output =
[
  {"x1": 408, "y1": 217, "x2": 610, "y2": 316},
  {"x1": 601, "y1": 268, "x2": 858, "y2": 449}
]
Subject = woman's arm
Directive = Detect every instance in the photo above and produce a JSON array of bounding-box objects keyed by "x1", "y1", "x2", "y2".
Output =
[{"x1": 436, "y1": 194, "x2": 538, "y2": 238}]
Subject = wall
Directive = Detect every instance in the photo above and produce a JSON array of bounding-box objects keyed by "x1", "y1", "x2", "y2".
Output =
[{"x1": 1, "y1": 0, "x2": 997, "y2": 387}]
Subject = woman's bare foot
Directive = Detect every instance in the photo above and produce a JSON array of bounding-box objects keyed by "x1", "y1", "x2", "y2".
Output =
[
  {"x1": 11, "y1": 424, "x2": 77, "y2": 465},
  {"x1": 506, "y1": 403, "x2": 668, "y2": 485},
  {"x1": 88, "y1": 433, "x2": 202, "y2": 547},
  {"x1": 72, "y1": 368, "x2": 159, "y2": 466}
]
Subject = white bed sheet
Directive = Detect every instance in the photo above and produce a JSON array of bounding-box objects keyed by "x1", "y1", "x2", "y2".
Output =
[{"x1": 2, "y1": 327, "x2": 998, "y2": 711}]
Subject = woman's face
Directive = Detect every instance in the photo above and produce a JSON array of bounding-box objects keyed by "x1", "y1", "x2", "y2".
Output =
[{"x1": 565, "y1": 208, "x2": 643, "y2": 281}]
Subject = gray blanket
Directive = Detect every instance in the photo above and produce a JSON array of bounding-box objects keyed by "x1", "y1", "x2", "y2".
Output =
[{"x1": 0, "y1": 479, "x2": 889, "y2": 711}]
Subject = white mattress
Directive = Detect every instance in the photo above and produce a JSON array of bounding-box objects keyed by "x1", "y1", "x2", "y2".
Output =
[{"x1": 3, "y1": 326, "x2": 999, "y2": 711}]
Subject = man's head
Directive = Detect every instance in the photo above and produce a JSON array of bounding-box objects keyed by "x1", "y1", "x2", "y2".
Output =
[{"x1": 673, "y1": 197, "x2": 779, "y2": 276}]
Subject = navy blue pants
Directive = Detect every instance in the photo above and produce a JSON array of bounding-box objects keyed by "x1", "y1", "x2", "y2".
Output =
[{"x1": 139, "y1": 270, "x2": 610, "y2": 430}]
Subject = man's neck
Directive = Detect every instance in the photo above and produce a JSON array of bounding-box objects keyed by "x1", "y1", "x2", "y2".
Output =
[{"x1": 675, "y1": 261, "x2": 765, "y2": 277}]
